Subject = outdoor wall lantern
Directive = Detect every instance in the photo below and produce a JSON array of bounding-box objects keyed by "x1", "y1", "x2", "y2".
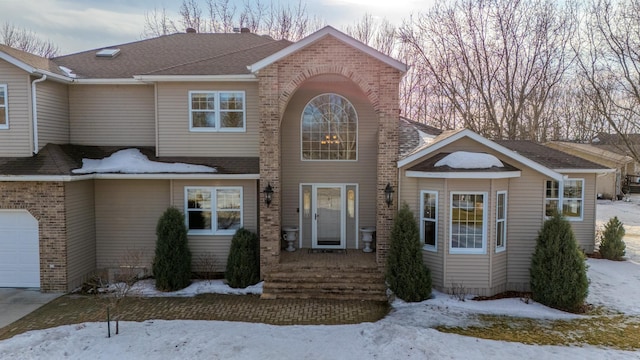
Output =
[
  {"x1": 384, "y1": 183, "x2": 394, "y2": 208},
  {"x1": 264, "y1": 183, "x2": 274, "y2": 207}
]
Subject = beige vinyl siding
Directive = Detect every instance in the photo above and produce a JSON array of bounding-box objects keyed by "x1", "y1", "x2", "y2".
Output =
[
  {"x1": 69, "y1": 84, "x2": 155, "y2": 146},
  {"x1": 280, "y1": 75, "x2": 377, "y2": 249},
  {"x1": 36, "y1": 80, "x2": 69, "y2": 148},
  {"x1": 65, "y1": 180, "x2": 96, "y2": 291},
  {"x1": 171, "y1": 179, "x2": 258, "y2": 272},
  {"x1": 95, "y1": 180, "x2": 170, "y2": 270},
  {"x1": 0, "y1": 61, "x2": 31, "y2": 156},
  {"x1": 156, "y1": 82, "x2": 259, "y2": 157}
]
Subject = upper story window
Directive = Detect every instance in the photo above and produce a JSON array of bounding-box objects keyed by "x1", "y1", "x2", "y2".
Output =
[
  {"x1": 189, "y1": 91, "x2": 245, "y2": 132},
  {"x1": 0, "y1": 85, "x2": 7, "y2": 129},
  {"x1": 301, "y1": 93, "x2": 357, "y2": 160},
  {"x1": 545, "y1": 179, "x2": 584, "y2": 220},
  {"x1": 450, "y1": 192, "x2": 487, "y2": 254},
  {"x1": 185, "y1": 186, "x2": 243, "y2": 235},
  {"x1": 420, "y1": 191, "x2": 438, "y2": 252}
]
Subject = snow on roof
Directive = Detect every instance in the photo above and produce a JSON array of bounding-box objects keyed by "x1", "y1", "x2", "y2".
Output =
[
  {"x1": 58, "y1": 66, "x2": 76, "y2": 78},
  {"x1": 72, "y1": 148, "x2": 216, "y2": 174},
  {"x1": 435, "y1": 151, "x2": 504, "y2": 169}
]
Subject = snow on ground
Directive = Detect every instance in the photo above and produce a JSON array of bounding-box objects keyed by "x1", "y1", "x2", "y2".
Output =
[{"x1": 2, "y1": 197, "x2": 640, "y2": 359}]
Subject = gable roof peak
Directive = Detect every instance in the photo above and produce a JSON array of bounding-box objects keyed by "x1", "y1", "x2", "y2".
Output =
[{"x1": 248, "y1": 25, "x2": 407, "y2": 73}]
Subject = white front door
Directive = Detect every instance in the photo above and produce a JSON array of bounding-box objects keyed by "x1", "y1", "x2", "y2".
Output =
[
  {"x1": 314, "y1": 186, "x2": 344, "y2": 248},
  {"x1": 300, "y1": 184, "x2": 358, "y2": 249}
]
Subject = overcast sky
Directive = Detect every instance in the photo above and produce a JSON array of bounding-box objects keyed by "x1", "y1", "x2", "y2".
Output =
[{"x1": 0, "y1": 0, "x2": 428, "y2": 55}]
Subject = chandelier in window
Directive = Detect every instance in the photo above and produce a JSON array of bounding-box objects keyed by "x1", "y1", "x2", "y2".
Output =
[{"x1": 320, "y1": 134, "x2": 340, "y2": 145}]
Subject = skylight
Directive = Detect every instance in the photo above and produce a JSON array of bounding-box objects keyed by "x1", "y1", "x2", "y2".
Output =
[{"x1": 96, "y1": 48, "x2": 120, "y2": 58}]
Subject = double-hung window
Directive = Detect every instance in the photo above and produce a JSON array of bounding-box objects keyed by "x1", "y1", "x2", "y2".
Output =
[
  {"x1": 185, "y1": 187, "x2": 242, "y2": 235},
  {"x1": 420, "y1": 191, "x2": 438, "y2": 251},
  {"x1": 544, "y1": 179, "x2": 584, "y2": 220},
  {"x1": 189, "y1": 91, "x2": 245, "y2": 132},
  {"x1": 0, "y1": 85, "x2": 7, "y2": 129},
  {"x1": 450, "y1": 192, "x2": 487, "y2": 254},
  {"x1": 496, "y1": 191, "x2": 507, "y2": 252}
]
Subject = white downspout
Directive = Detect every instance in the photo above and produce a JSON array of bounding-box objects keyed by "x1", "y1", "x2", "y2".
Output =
[{"x1": 31, "y1": 74, "x2": 47, "y2": 154}]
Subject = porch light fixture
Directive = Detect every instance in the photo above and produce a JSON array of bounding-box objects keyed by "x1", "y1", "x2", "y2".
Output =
[
  {"x1": 384, "y1": 183, "x2": 394, "y2": 208},
  {"x1": 264, "y1": 183, "x2": 274, "y2": 207}
]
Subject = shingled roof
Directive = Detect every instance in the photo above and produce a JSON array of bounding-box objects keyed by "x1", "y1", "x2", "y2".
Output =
[
  {"x1": 495, "y1": 140, "x2": 609, "y2": 170},
  {"x1": 0, "y1": 144, "x2": 258, "y2": 177},
  {"x1": 0, "y1": 44, "x2": 67, "y2": 76},
  {"x1": 52, "y1": 32, "x2": 292, "y2": 79}
]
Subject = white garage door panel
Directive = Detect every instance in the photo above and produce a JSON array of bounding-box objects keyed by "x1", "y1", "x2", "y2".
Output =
[{"x1": 0, "y1": 211, "x2": 40, "y2": 288}]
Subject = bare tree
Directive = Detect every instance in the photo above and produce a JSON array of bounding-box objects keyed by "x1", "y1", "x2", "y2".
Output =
[
  {"x1": 1, "y1": 22, "x2": 59, "y2": 58},
  {"x1": 575, "y1": 0, "x2": 640, "y2": 163},
  {"x1": 142, "y1": 0, "x2": 321, "y2": 41},
  {"x1": 142, "y1": 7, "x2": 179, "y2": 37},
  {"x1": 399, "y1": 0, "x2": 576, "y2": 141},
  {"x1": 179, "y1": 0, "x2": 205, "y2": 33},
  {"x1": 345, "y1": 14, "x2": 398, "y2": 57}
]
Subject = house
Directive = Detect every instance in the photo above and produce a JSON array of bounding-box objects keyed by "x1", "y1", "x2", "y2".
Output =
[
  {"x1": 0, "y1": 26, "x2": 610, "y2": 298},
  {"x1": 546, "y1": 141, "x2": 635, "y2": 200}
]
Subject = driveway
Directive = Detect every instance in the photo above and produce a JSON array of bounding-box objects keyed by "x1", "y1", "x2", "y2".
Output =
[{"x1": 0, "y1": 289, "x2": 62, "y2": 329}]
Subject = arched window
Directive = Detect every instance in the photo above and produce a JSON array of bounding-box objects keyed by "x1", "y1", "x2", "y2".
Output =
[{"x1": 301, "y1": 93, "x2": 357, "y2": 160}]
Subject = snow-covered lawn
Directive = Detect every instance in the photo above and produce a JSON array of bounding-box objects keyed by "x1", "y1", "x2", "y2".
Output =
[{"x1": 1, "y1": 196, "x2": 640, "y2": 359}]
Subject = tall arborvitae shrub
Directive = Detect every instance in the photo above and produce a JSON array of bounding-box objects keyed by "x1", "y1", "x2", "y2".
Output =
[
  {"x1": 153, "y1": 207, "x2": 192, "y2": 291},
  {"x1": 530, "y1": 212, "x2": 588, "y2": 312},
  {"x1": 225, "y1": 228, "x2": 260, "y2": 288},
  {"x1": 599, "y1": 216, "x2": 626, "y2": 260},
  {"x1": 386, "y1": 203, "x2": 432, "y2": 302}
]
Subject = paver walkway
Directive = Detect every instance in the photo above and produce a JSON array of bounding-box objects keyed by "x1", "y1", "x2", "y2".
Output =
[{"x1": 0, "y1": 293, "x2": 389, "y2": 340}]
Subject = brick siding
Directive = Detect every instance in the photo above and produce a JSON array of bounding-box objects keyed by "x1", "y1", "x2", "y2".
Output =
[
  {"x1": 0, "y1": 181, "x2": 67, "y2": 292},
  {"x1": 257, "y1": 36, "x2": 402, "y2": 275}
]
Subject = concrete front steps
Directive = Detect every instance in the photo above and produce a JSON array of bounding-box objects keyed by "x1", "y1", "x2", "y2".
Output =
[{"x1": 262, "y1": 254, "x2": 388, "y2": 301}]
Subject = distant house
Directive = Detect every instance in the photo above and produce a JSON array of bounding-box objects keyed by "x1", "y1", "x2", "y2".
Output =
[
  {"x1": 546, "y1": 141, "x2": 635, "y2": 199},
  {"x1": 0, "y1": 26, "x2": 610, "y2": 297}
]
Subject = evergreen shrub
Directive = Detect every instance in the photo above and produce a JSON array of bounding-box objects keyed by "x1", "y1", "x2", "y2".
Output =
[
  {"x1": 386, "y1": 203, "x2": 432, "y2": 302},
  {"x1": 225, "y1": 228, "x2": 260, "y2": 288},
  {"x1": 153, "y1": 207, "x2": 192, "y2": 291},
  {"x1": 599, "y1": 216, "x2": 626, "y2": 260},
  {"x1": 530, "y1": 212, "x2": 588, "y2": 312}
]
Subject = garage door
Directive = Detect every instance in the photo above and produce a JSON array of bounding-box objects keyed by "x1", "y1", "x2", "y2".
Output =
[{"x1": 0, "y1": 210, "x2": 40, "y2": 288}]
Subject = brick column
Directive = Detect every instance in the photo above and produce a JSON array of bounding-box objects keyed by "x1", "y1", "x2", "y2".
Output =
[
  {"x1": 375, "y1": 70, "x2": 402, "y2": 268},
  {"x1": 257, "y1": 67, "x2": 282, "y2": 277}
]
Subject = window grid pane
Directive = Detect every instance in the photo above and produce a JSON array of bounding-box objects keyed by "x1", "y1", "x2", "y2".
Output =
[
  {"x1": 451, "y1": 194, "x2": 484, "y2": 249},
  {"x1": 301, "y1": 94, "x2": 357, "y2": 160}
]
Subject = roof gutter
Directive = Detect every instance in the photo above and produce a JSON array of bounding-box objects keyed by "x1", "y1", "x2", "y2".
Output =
[{"x1": 31, "y1": 74, "x2": 47, "y2": 154}]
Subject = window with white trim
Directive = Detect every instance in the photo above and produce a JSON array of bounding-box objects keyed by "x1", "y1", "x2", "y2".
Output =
[
  {"x1": 496, "y1": 191, "x2": 507, "y2": 252},
  {"x1": 185, "y1": 187, "x2": 242, "y2": 234},
  {"x1": 189, "y1": 91, "x2": 245, "y2": 131},
  {"x1": 301, "y1": 93, "x2": 358, "y2": 160},
  {"x1": 0, "y1": 85, "x2": 7, "y2": 129},
  {"x1": 544, "y1": 179, "x2": 584, "y2": 220},
  {"x1": 420, "y1": 191, "x2": 438, "y2": 251},
  {"x1": 450, "y1": 192, "x2": 487, "y2": 254}
]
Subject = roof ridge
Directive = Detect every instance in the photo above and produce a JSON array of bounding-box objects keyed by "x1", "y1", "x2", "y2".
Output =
[{"x1": 141, "y1": 38, "x2": 289, "y2": 76}]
